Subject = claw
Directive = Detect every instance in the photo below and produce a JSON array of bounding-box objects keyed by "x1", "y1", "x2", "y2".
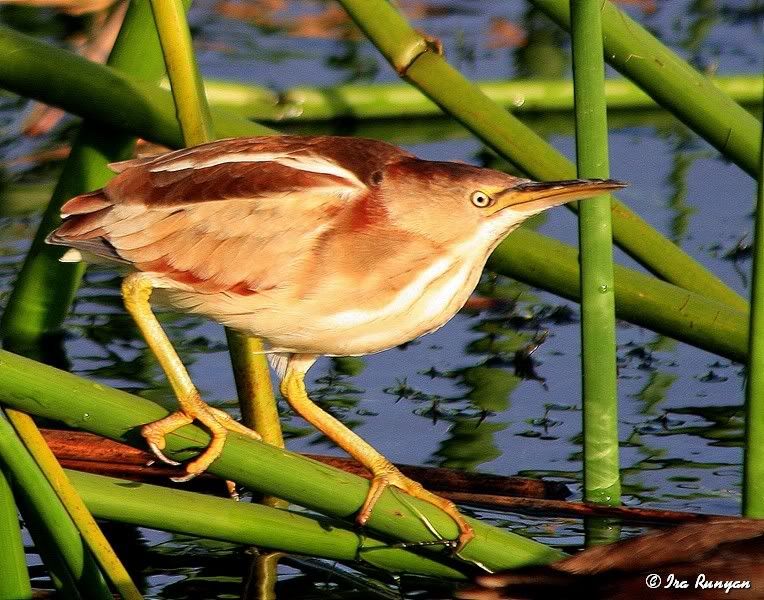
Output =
[
  {"x1": 147, "y1": 441, "x2": 181, "y2": 466},
  {"x1": 171, "y1": 471, "x2": 199, "y2": 483}
]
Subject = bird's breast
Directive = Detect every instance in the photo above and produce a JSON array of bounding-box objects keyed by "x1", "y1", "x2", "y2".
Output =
[{"x1": 297, "y1": 234, "x2": 495, "y2": 355}]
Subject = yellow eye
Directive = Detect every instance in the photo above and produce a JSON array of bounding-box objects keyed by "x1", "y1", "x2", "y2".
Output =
[{"x1": 470, "y1": 190, "x2": 493, "y2": 208}]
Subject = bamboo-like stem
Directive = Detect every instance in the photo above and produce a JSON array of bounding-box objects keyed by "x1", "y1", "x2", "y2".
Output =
[
  {"x1": 65, "y1": 470, "x2": 466, "y2": 579},
  {"x1": 0, "y1": 350, "x2": 565, "y2": 571},
  {"x1": 571, "y1": 0, "x2": 620, "y2": 506},
  {"x1": 226, "y1": 333, "x2": 283, "y2": 447},
  {"x1": 743, "y1": 109, "x2": 764, "y2": 517},
  {"x1": 200, "y1": 74, "x2": 763, "y2": 123},
  {"x1": 334, "y1": 0, "x2": 745, "y2": 311},
  {"x1": 226, "y1": 330, "x2": 286, "y2": 509},
  {"x1": 530, "y1": 0, "x2": 762, "y2": 180},
  {"x1": 0, "y1": 410, "x2": 112, "y2": 599},
  {"x1": 6, "y1": 410, "x2": 142, "y2": 600},
  {"x1": 149, "y1": 0, "x2": 281, "y2": 491},
  {"x1": 0, "y1": 2, "x2": 191, "y2": 347},
  {"x1": 0, "y1": 466, "x2": 31, "y2": 600},
  {"x1": 0, "y1": 27, "x2": 748, "y2": 360},
  {"x1": 150, "y1": 0, "x2": 214, "y2": 145}
]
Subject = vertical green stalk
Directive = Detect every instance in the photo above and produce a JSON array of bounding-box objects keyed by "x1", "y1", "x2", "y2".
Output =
[
  {"x1": 0, "y1": 410, "x2": 112, "y2": 599},
  {"x1": 6, "y1": 410, "x2": 142, "y2": 600},
  {"x1": 0, "y1": 467, "x2": 31, "y2": 600},
  {"x1": 151, "y1": 10, "x2": 289, "y2": 592},
  {"x1": 149, "y1": 0, "x2": 279, "y2": 448},
  {"x1": 571, "y1": 0, "x2": 620, "y2": 506},
  {"x1": 744, "y1": 108, "x2": 764, "y2": 517},
  {"x1": 150, "y1": 0, "x2": 214, "y2": 144}
]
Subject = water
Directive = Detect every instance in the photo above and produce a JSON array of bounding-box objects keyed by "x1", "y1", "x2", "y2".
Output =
[{"x1": 0, "y1": 0, "x2": 761, "y2": 597}]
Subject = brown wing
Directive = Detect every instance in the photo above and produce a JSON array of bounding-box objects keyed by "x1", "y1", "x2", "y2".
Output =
[{"x1": 47, "y1": 135, "x2": 411, "y2": 294}]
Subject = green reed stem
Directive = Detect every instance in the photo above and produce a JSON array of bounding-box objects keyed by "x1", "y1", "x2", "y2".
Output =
[
  {"x1": 0, "y1": 1, "x2": 191, "y2": 348},
  {"x1": 6, "y1": 410, "x2": 142, "y2": 600},
  {"x1": 0, "y1": 350, "x2": 565, "y2": 571},
  {"x1": 149, "y1": 0, "x2": 280, "y2": 470},
  {"x1": 335, "y1": 0, "x2": 745, "y2": 312},
  {"x1": 0, "y1": 467, "x2": 30, "y2": 600},
  {"x1": 744, "y1": 109, "x2": 764, "y2": 517},
  {"x1": 0, "y1": 410, "x2": 112, "y2": 599},
  {"x1": 530, "y1": 0, "x2": 762, "y2": 180},
  {"x1": 200, "y1": 74, "x2": 763, "y2": 123},
  {"x1": 571, "y1": 0, "x2": 620, "y2": 506},
  {"x1": 150, "y1": 0, "x2": 214, "y2": 145},
  {"x1": 66, "y1": 470, "x2": 466, "y2": 579}
]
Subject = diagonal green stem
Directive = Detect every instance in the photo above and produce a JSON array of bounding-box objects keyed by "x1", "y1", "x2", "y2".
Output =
[
  {"x1": 66, "y1": 470, "x2": 466, "y2": 579},
  {"x1": 530, "y1": 0, "x2": 762, "y2": 180},
  {"x1": 0, "y1": 466, "x2": 31, "y2": 600},
  {"x1": 571, "y1": 0, "x2": 620, "y2": 506}
]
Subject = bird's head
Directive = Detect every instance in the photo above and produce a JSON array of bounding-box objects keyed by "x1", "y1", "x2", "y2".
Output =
[{"x1": 376, "y1": 158, "x2": 626, "y2": 246}]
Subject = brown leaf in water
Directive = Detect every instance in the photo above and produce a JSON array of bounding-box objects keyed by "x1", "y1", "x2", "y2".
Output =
[
  {"x1": 487, "y1": 16, "x2": 527, "y2": 49},
  {"x1": 613, "y1": 0, "x2": 658, "y2": 15}
]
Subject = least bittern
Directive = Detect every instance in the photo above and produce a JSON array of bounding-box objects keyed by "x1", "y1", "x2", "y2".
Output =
[{"x1": 47, "y1": 135, "x2": 624, "y2": 549}]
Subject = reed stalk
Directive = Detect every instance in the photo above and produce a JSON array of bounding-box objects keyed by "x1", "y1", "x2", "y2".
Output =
[
  {"x1": 150, "y1": 0, "x2": 214, "y2": 144},
  {"x1": 334, "y1": 0, "x2": 744, "y2": 311},
  {"x1": 0, "y1": 25, "x2": 747, "y2": 361},
  {"x1": 571, "y1": 0, "x2": 620, "y2": 506},
  {"x1": 0, "y1": 467, "x2": 30, "y2": 600},
  {"x1": 0, "y1": 350, "x2": 565, "y2": 571},
  {"x1": 0, "y1": 410, "x2": 112, "y2": 599},
  {"x1": 149, "y1": 0, "x2": 281, "y2": 490},
  {"x1": 530, "y1": 0, "x2": 762, "y2": 179},
  {"x1": 66, "y1": 470, "x2": 466, "y2": 579},
  {"x1": 199, "y1": 75, "x2": 763, "y2": 123},
  {"x1": 6, "y1": 410, "x2": 142, "y2": 600},
  {"x1": 744, "y1": 111, "x2": 764, "y2": 517}
]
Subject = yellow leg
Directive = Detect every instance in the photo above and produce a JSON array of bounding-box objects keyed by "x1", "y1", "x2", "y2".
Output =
[
  {"x1": 122, "y1": 272, "x2": 260, "y2": 481},
  {"x1": 281, "y1": 355, "x2": 474, "y2": 550}
]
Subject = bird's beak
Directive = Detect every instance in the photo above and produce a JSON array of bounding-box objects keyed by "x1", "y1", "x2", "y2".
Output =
[{"x1": 492, "y1": 178, "x2": 627, "y2": 214}]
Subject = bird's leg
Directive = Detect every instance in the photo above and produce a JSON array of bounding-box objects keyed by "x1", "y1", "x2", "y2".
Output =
[
  {"x1": 281, "y1": 355, "x2": 474, "y2": 551},
  {"x1": 121, "y1": 272, "x2": 260, "y2": 481}
]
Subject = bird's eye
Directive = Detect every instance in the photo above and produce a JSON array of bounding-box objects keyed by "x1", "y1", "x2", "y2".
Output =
[{"x1": 470, "y1": 191, "x2": 493, "y2": 208}]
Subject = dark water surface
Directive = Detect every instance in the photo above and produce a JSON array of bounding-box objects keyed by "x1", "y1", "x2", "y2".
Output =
[{"x1": 0, "y1": 0, "x2": 762, "y2": 597}]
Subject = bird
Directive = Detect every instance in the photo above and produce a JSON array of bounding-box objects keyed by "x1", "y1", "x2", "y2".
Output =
[{"x1": 46, "y1": 135, "x2": 625, "y2": 550}]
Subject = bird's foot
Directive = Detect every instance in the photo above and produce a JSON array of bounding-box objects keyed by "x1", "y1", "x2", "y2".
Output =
[
  {"x1": 358, "y1": 462, "x2": 474, "y2": 553},
  {"x1": 141, "y1": 398, "x2": 261, "y2": 482}
]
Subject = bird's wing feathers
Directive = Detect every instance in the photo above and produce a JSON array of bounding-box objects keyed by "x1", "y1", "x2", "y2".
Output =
[{"x1": 49, "y1": 136, "x2": 408, "y2": 294}]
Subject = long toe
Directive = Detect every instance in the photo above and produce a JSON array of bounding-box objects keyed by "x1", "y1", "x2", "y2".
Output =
[
  {"x1": 359, "y1": 465, "x2": 474, "y2": 552},
  {"x1": 141, "y1": 410, "x2": 194, "y2": 466}
]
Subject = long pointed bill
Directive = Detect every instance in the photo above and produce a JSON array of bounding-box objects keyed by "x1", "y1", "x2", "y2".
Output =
[{"x1": 493, "y1": 178, "x2": 627, "y2": 214}]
